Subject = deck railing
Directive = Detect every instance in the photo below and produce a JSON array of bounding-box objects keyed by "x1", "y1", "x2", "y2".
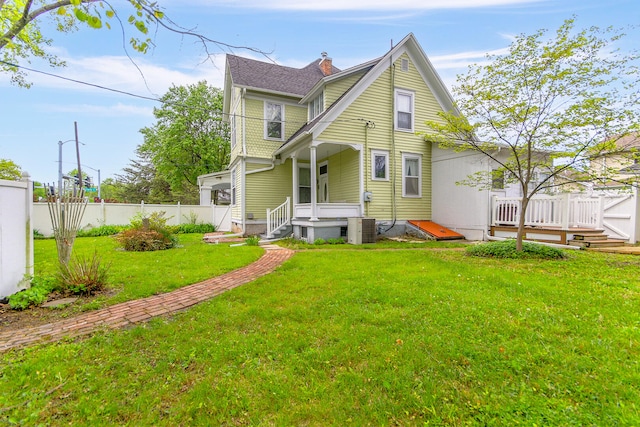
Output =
[
  {"x1": 266, "y1": 197, "x2": 290, "y2": 239},
  {"x1": 492, "y1": 194, "x2": 603, "y2": 229}
]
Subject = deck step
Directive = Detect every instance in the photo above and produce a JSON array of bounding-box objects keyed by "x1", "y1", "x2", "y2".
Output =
[
  {"x1": 568, "y1": 239, "x2": 627, "y2": 248},
  {"x1": 573, "y1": 234, "x2": 609, "y2": 241}
]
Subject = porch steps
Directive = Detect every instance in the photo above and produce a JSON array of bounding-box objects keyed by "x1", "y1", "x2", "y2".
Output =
[
  {"x1": 407, "y1": 220, "x2": 465, "y2": 241},
  {"x1": 568, "y1": 231, "x2": 627, "y2": 249},
  {"x1": 261, "y1": 225, "x2": 292, "y2": 240}
]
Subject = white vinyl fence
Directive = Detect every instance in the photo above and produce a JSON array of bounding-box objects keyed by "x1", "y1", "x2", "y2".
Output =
[
  {"x1": 33, "y1": 201, "x2": 231, "y2": 237},
  {"x1": 0, "y1": 176, "x2": 33, "y2": 298}
]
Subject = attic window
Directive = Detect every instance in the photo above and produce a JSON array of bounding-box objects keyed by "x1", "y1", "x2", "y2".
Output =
[
  {"x1": 309, "y1": 92, "x2": 324, "y2": 120},
  {"x1": 401, "y1": 58, "x2": 409, "y2": 72}
]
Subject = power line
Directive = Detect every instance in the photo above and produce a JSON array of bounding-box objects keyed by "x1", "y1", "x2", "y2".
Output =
[{"x1": 1, "y1": 60, "x2": 374, "y2": 128}]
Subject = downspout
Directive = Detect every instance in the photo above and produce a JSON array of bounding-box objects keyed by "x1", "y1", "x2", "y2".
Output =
[
  {"x1": 364, "y1": 122, "x2": 369, "y2": 217},
  {"x1": 385, "y1": 56, "x2": 397, "y2": 232}
]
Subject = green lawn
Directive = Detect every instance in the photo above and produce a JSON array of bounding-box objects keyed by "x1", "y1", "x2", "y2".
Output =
[
  {"x1": 33, "y1": 234, "x2": 264, "y2": 310},
  {"x1": 2, "y1": 243, "x2": 639, "y2": 425}
]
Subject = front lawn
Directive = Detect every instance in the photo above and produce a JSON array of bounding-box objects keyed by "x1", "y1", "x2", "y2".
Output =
[{"x1": 1, "y1": 247, "x2": 639, "y2": 425}]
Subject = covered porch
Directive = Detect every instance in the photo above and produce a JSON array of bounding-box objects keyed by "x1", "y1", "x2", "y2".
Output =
[{"x1": 267, "y1": 138, "x2": 367, "y2": 239}]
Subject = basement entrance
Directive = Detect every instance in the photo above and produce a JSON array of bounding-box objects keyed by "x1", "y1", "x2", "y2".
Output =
[{"x1": 407, "y1": 220, "x2": 465, "y2": 240}]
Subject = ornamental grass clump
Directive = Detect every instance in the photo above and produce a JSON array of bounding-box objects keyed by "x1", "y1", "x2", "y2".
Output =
[
  {"x1": 466, "y1": 239, "x2": 566, "y2": 260},
  {"x1": 58, "y1": 251, "x2": 111, "y2": 295}
]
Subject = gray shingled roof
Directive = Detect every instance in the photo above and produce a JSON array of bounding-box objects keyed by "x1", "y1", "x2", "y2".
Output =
[{"x1": 227, "y1": 54, "x2": 341, "y2": 97}]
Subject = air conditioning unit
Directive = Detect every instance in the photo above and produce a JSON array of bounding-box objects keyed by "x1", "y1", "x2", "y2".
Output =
[{"x1": 347, "y1": 217, "x2": 376, "y2": 244}]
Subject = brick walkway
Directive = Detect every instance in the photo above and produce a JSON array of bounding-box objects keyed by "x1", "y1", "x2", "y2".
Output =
[{"x1": 0, "y1": 245, "x2": 294, "y2": 352}]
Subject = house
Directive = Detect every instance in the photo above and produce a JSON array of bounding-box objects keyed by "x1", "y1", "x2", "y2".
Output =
[
  {"x1": 198, "y1": 33, "x2": 492, "y2": 241},
  {"x1": 589, "y1": 133, "x2": 640, "y2": 188}
]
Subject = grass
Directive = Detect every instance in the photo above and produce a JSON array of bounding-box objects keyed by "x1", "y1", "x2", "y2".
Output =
[
  {"x1": 33, "y1": 234, "x2": 263, "y2": 311},
  {"x1": 1, "y1": 245, "x2": 639, "y2": 425}
]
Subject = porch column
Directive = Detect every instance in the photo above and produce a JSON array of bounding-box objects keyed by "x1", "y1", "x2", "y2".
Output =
[
  {"x1": 310, "y1": 145, "x2": 318, "y2": 221},
  {"x1": 292, "y1": 155, "x2": 298, "y2": 219}
]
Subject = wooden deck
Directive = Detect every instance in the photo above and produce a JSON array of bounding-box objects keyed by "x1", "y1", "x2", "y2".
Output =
[{"x1": 490, "y1": 225, "x2": 627, "y2": 248}]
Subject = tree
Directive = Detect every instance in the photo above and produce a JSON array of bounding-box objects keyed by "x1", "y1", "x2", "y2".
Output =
[
  {"x1": 139, "y1": 81, "x2": 230, "y2": 204},
  {"x1": 0, "y1": 0, "x2": 165, "y2": 86},
  {"x1": 422, "y1": 19, "x2": 639, "y2": 251},
  {"x1": 114, "y1": 148, "x2": 173, "y2": 204},
  {"x1": 0, "y1": 158, "x2": 22, "y2": 180},
  {"x1": 1, "y1": 1, "x2": 269, "y2": 87}
]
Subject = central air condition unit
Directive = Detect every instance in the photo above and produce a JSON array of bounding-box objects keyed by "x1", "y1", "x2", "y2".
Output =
[{"x1": 347, "y1": 217, "x2": 376, "y2": 244}]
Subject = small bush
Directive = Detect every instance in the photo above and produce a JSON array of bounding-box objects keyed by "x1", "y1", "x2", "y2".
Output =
[
  {"x1": 314, "y1": 238, "x2": 327, "y2": 245},
  {"x1": 466, "y1": 239, "x2": 566, "y2": 260},
  {"x1": 33, "y1": 229, "x2": 47, "y2": 239},
  {"x1": 245, "y1": 235, "x2": 260, "y2": 246},
  {"x1": 115, "y1": 211, "x2": 177, "y2": 251},
  {"x1": 327, "y1": 238, "x2": 345, "y2": 245},
  {"x1": 176, "y1": 223, "x2": 216, "y2": 234},
  {"x1": 8, "y1": 276, "x2": 58, "y2": 310},
  {"x1": 114, "y1": 229, "x2": 177, "y2": 252},
  {"x1": 58, "y1": 251, "x2": 111, "y2": 295},
  {"x1": 77, "y1": 225, "x2": 127, "y2": 237},
  {"x1": 130, "y1": 211, "x2": 172, "y2": 231}
]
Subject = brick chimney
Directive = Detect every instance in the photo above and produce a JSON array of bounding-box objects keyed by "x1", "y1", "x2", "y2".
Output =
[{"x1": 319, "y1": 52, "x2": 333, "y2": 76}]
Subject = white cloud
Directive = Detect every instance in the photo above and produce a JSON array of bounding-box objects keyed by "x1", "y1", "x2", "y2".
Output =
[
  {"x1": 183, "y1": 0, "x2": 542, "y2": 10},
  {"x1": 20, "y1": 52, "x2": 226, "y2": 97},
  {"x1": 430, "y1": 47, "x2": 510, "y2": 69}
]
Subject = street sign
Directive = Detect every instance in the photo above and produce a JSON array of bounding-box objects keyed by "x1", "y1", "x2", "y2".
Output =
[{"x1": 85, "y1": 187, "x2": 97, "y2": 193}]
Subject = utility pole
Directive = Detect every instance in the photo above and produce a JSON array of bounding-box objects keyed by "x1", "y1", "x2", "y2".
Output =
[{"x1": 74, "y1": 121, "x2": 83, "y2": 189}]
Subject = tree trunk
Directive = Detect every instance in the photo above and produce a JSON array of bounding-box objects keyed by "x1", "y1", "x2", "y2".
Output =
[{"x1": 516, "y1": 196, "x2": 529, "y2": 252}]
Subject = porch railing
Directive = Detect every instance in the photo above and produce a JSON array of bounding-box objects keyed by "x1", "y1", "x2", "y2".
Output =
[
  {"x1": 492, "y1": 194, "x2": 603, "y2": 229},
  {"x1": 266, "y1": 197, "x2": 290, "y2": 239},
  {"x1": 293, "y1": 202, "x2": 362, "y2": 219}
]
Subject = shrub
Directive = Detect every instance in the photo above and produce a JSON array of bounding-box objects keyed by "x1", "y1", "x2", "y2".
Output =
[
  {"x1": 130, "y1": 211, "x2": 173, "y2": 231},
  {"x1": 176, "y1": 223, "x2": 216, "y2": 234},
  {"x1": 77, "y1": 225, "x2": 127, "y2": 237},
  {"x1": 115, "y1": 211, "x2": 177, "y2": 252},
  {"x1": 314, "y1": 238, "x2": 327, "y2": 245},
  {"x1": 327, "y1": 238, "x2": 345, "y2": 245},
  {"x1": 33, "y1": 229, "x2": 47, "y2": 239},
  {"x1": 58, "y1": 251, "x2": 111, "y2": 295},
  {"x1": 466, "y1": 239, "x2": 566, "y2": 260},
  {"x1": 114, "y1": 229, "x2": 177, "y2": 252},
  {"x1": 8, "y1": 276, "x2": 58, "y2": 310},
  {"x1": 245, "y1": 235, "x2": 260, "y2": 246}
]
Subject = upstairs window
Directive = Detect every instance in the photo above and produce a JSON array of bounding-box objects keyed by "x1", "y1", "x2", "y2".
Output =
[
  {"x1": 265, "y1": 102, "x2": 284, "y2": 140},
  {"x1": 395, "y1": 89, "x2": 414, "y2": 132},
  {"x1": 309, "y1": 92, "x2": 324, "y2": 120}
]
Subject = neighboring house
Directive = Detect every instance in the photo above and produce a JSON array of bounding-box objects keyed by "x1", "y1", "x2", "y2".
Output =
[
  {"x1": 590, "y1": 133, "x2": 640, "y2": 188},
  {"x1": 199, "y1": 33, "x2": 493, "y2": 241}
]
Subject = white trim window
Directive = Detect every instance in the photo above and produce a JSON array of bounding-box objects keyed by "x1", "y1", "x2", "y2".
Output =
[
  {"x1": 309, "y1": 92, "x2": 324, "y2": 120},
  {"x1": 230, "y1": 114, "x2": 236, "y2": 150},
  {"x1": 402, "y1": 152, "x2": 421, "y2": 197},
  {"x1": 371, "y1": 149, "x2": 389, "y2": 181},
  {"x1": 265, "y1": 102, "x2": 284, "y2": 140},
  {"x1": 395, "y1": 89, "x2": 414, "y2": 132},
  {"x1": 230, "y1": 167, "x2": 237, "y2": 206}
]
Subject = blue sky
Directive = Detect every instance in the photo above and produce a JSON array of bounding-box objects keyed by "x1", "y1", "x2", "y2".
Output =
[{"x1": 1, "y1": 0, "x2": 638, "y2": 186}]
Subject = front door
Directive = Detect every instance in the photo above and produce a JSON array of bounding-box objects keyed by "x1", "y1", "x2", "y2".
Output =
[{"x1": 318, "y1": 162, "x2": 329, "y2": 203}]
